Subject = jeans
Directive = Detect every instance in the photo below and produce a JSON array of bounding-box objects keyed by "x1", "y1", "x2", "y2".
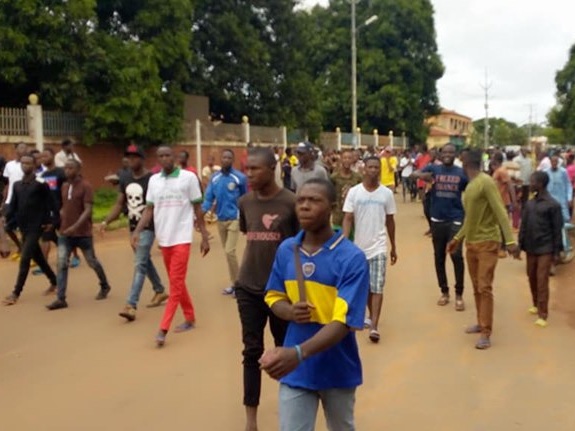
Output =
[
  {"x1": 423, "y1": 191, "x2": 432, "y2": 229},
  {"x1": 159, "y1": 243, "x2": 195, "y2": 331},
  {"x1": 401, "y1": 177, "x2": 416, "y2": 202},
  {"x1": 235, "y1": 286, "x2": 287, "y2": 407},
  {"x1": 57, "y1": 236, "x2": 110, "y2": 301},
  {"x1": 279, "y1": 384, "x2": 356, "y2": 431},
  {"x1": 217, "y1": 220, "x2": 240, "y2": 284},
  {"x1": 127, "y1": 230, "x2": 165, "y2": 308},
  {"x1": 431, "y1": 221, "x2": 464, "y2": 296},
  {"x1": 526, "y1": 253, "x2": 553, "y2": 319},
  {"x1": 465, "y1": 241, "x2": 500, "y2": 337},
  {"x1": 13, "y1": 229, "x2": 57, "y2": 297}
]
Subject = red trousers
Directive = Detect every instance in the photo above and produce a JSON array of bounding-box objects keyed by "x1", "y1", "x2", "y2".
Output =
[{"x1": 160, "y1": 244, "x2": 195, "y2": 331}]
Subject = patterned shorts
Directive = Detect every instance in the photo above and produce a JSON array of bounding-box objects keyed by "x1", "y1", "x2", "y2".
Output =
[{"x1": 368, "y1": 253, "x2": 387, "y2": 294}]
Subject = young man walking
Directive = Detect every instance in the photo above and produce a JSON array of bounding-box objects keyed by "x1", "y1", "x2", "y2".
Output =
[
  {"x1": 261, "y1": 178, "x2": 369, "y2": 431},
  {"x1": 234, "y1": 147, "x2": 298, "y2": 431},
  {"x1": 202, "y1": 149, "x2": 247, "y2": 295},
  {"x1": 342, "y1": 156, "x2": 398, "y2": 343},
  {"x1": 447, "y1": 150, "x2": 520, "y2": 350},
  {"x1": 412, "y1": 144, "x2": 468, "y2": 310},
  {"x1": 46, "y1": 160, "x2": 112, "y2": 310},
  {"x1": 291, "y1": 142, "x2": 328, "y2": 193},
  {"x1": 518, "y1": 171, "x2": 563, "y2": 328},
  {"x1": 2, "y1": 142, "x2": 28, "y2": 259},
  {"x1": 2, "y1": 154, "x2": 58, "y2": 305},
  {"x1": 100, "y1": 144, "x2": 168, "y2": 321},
  {"x1": 132, "y1": 147, "x2": 210, "y2": 347},
  {"x1": 330, "y1": 149, "x2": 361, "y2": 231}
]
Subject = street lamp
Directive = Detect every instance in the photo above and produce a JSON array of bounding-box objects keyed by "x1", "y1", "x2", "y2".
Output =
[{"x1": 351, "y1": 0, "x2": 378, "y2": 146}]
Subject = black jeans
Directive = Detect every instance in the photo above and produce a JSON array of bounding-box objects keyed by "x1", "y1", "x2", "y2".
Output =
[
  {"x1": 423, "y1": 192, "x2": 432, "y2": 230},
  {"x1": 431, "y1": 221, "x2": 464, "y2": 296},
  {"x1": 13, "y1": 229, "x2": 57, "y2": 297},
  {"x1": 235, "y1": 286, "x2": 287, "y2": 407}
]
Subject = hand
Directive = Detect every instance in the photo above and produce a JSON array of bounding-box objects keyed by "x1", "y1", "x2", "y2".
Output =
[
  {"x1": 200, "y1": 234, "x2": 210, "y2": 257},
  {"x1": 390, "y1": 248, "x2": 398, "y2": 265},
  {"x1": 507, "y1": 244, "x2": 521, "y2": 259},
  {"x1": 292, "y1": 301, "x2": 315, "y2": 323},
  {"x1": 62, "y1": 226, "x2": 76, "y2": 236},
  {"x1": 259, "y1": 347, "x2": 300, "y2": 380},
  {"x1": 99, "y1": 222, "x2": 107, "y2": 236},
  {"x1": 130, "y1": 232, "x2": 140, "y2": 250},
  {"x1": 446, "y1": 238, "x2": 460, "y2": 254}
]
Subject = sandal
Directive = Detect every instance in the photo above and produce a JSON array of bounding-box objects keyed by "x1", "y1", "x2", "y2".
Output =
[
  {"x1": 455, "y1": 298, "x2": 465, "y2": 312},
  {"x1": 155, "y1": 331, "x2": 167, "y2": 347},
  {"x1": 465, "y1": 324, "x2": 481, "y2": 334},
  {"x1": 475, "y1": 337, "x2": 491, "y2": 350},
  {"x1": 2, "y1": 293, "x2": 18, "y2": 306},
  {"x1": 437, "y1": 294, "x2": 450, "y2": 306},
  {"x1": 174, "y1": 321, "x2": 195, "y2": 333},
  {"x1": 369, "y1": 330, "x2": 380, "y2": 343}
]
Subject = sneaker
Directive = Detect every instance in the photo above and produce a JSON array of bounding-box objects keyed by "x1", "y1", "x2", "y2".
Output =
[
  {"x1": 535, "y1": 318, "x2": 548, "y2": 328},
  {"x1": 46, "y1": 298, "x2": 68, "y2": 310},
  {"x1": 32, "y1": 268, "x2": 44, "y2": 276},
  {"x1": 528, "y1": 306, "x2": 538, "y2": 315},
  {"x1": 455, "y1": 296, "x2": 465, "y2": 312},
  {"x1": 437, "y1": 294, "x2": 450, "y2": 306},
  {"x1": 174, "y1": 321, "x2": 195, "y2": 333},
  {"x1": 465, "y1": 324, "x2": 481, "y2": 334},
  {"x1": 222, "y1": 287, "x2": 235, "y2": 296},
  {"x1": 475, "y1": 336, "x2": 491, "y2": 350},
  {"x1": 95, "y1": 286, "x2": 111, "y2": 300},
  {"x1": 146, "y1": 292, "x2": 169, "y2": 308},
  {"x1": 43, "y1": 285, "x2": 57, "y2": 296},
  {"x1": 70, "y1": 256, "x2": 81, "y2": 268},
  {"x1": 119, "y1": 305, "x2": 137, "y2": 322},
  {"x1": 155, "y1": 330, "x2": 167, "y2": 347}
]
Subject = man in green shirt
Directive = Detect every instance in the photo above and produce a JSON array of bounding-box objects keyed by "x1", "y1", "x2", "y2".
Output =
[
  {"x1": 447, "y1": 149, "x2": 519, "y2": 350},
  {"x1": 330, "y1": 149, "x2": 362, "y2": 230}
]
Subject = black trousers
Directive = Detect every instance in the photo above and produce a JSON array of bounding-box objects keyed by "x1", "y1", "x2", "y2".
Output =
[
  {"x1": 235, "y1": 286, "x2": 287, "y2": 407},
  {"x1": 431, "y1": 221, "x2": 464, "y2": 296},
  {"x1": 13, "y1": 229, "x2": 57, "y2": 297},
  {"x1": 423, "y1": 191, "x2": 432, "y2": 229}
]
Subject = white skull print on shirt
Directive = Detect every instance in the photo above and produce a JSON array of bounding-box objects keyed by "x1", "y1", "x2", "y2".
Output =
[{"x1": 120, "y1": 172, "x2": 154, "y2": 232}]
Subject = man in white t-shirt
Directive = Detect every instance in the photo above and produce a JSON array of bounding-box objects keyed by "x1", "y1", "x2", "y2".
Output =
[
  {"x1": 54, "y1": 139, "x2": 82, "y2": 168},
  {"x1": 342, "y1": 156, "x2": 398, "y2": 343},
  {"x1": 132, "y1": 146, "x2": 210, "y2": 347},
  {"x1": 2, "y1": 142, "x2": 29, "y2": 258}
]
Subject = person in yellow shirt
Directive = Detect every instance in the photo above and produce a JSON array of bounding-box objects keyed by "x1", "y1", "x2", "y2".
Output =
[
  {"x1": 280, "y1": 148, "x2": 298, "y2": 167},
  {"x1": 380, "y1": 146, "x2": 398, "y2": 191}
]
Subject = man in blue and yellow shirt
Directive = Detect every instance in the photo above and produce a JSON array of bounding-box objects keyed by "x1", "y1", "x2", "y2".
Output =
[{"x1": 261, "y1": 178, "x2": 369, "y2": 431}]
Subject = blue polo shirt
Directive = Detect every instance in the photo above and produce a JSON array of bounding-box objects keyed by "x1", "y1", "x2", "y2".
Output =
[
  {"x1": 201, "y1": 168, "x2": 247, "y2": 221},
  {"x1": 265, "y1": 231, "x2": 369, "y2": 391},
  {"x1": 422, "y1": 164, "x2": 468, "y2": 222}
]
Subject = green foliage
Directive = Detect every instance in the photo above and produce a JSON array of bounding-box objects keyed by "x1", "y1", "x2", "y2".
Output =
[
  {"x1": 549, "y1": 44, "x2": 575, "y2": 144},
  {"x1": 472, "y1": 118, "x2": 528, "y2": 148}
]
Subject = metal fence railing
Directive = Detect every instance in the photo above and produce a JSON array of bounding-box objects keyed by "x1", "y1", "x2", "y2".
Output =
[
  {"x1": 250, "y1": 125, "x2": 283, "y2": 144},
  {"x1": 0, "y1": 108, "x2": 28, "y2": 136},
  {"x1": 43, "y1": 111, "x2": 84, "y2": 136}
]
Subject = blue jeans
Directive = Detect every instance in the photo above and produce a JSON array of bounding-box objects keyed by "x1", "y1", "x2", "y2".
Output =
[
  {"x1": 57, "y1": 236, "x2": 110, "y2": 301},
  {"x1": 279, "y1": 384, "x2": 356, "y2": 431},
  {"x1": 127, "y1": 230, "x2": 164, "y2": 307}
]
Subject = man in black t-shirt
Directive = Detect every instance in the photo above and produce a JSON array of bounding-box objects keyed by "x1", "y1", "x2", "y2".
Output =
[
  {"x1": 100, "y1": 145, "x2": 167, "y2": 321},
  {"x1": 235, "y1": 147, "x2": 299, "y2": 431}
]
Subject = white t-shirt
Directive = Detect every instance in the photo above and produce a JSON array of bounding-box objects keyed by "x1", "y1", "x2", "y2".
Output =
[
  {"x1": 343, "y1": 183, "x2": 397, "y2": 259},
  {"x1": 399, "y1": 156, "x2": 414, "y2": 178},
  {"x1": 146, "y1": 168, "x2": 203, "y2": 247},
  {"x1": 3, "y1": 160, "x2": 23, "y2": 204},
  {"x1": 54, "y1": 150, "x2": 82, "y2": 168}
]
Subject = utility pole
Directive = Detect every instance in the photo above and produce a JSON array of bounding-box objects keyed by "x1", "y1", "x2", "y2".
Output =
[
  {"x1": 480, "y1": 69, "x2": 492, "y2": 149},
  {"x1": 351, "y1": 0, "x2": 358, "y2": 141},
  {"x1": 528, "y1": 104, "x2": 533, "y2": 142}
]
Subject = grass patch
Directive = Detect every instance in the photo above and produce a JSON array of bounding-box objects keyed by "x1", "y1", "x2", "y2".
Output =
[{"x1": 93, "y1": 187, "x2": 129, "y2": 230}]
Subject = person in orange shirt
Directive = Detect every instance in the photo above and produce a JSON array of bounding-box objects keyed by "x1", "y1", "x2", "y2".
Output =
[{"x1": 491, "y1": 152, "x2": 517, "y2": 258}]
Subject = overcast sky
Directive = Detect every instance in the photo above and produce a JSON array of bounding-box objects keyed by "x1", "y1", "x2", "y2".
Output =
[{"x1": 301, "y1": 0, "x2": 575, "y2": 125}]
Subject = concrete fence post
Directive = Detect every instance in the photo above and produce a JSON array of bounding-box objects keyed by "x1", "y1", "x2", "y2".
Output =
[
  {"x1": 281, "y1": 126, "x2": 287, "y2": 149},
  {"x1": 27, "y1": 94, "x2": 44, "y2": 151},
  {"x1": 195, "y1": 119, "x2": 202, "y2": 174},
  {"x1": 242, "y1": 115, "x2": 250, "y2": 143},
  {"x1": 336, "y1": 127, "x2": 342, "y2": 151},
  {"x1": 373, "y1": 129, "x2": 378, "y2": 149}
]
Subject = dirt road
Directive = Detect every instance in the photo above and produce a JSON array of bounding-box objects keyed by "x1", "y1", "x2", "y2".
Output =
[{"x1": 1, "y1": 201, "x2": 574, "y2": 431}]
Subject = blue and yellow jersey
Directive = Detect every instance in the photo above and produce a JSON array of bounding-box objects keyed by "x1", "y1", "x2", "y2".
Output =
[{"x1": 265, "y1": 231, "x2": 369, "y2": 391}]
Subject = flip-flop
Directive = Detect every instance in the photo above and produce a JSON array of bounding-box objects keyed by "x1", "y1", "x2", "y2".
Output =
[
  {"x1": 475, "y1": 337, "x2": 491, "y2": 350},
  {"x1": 364, "y1": 318, "x2": 372, "y2": 329},
  {"x1": 369, "y1": 330, "x2": 380, "y2": 343},
  {"x1": 174, "y1": 321, "x2": 195, "y2": 333},
  {"x1": 2, "y1": 294, "x2": 18, "y2": 306},
  {"x1": 455, "y1": 299, "x2": 465, "y2": 311},
  {"x1": 465, "y1": 324, "x2": 481, "y2": 334}
]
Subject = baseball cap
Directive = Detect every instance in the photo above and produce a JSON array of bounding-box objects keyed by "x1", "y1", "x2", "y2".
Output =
[
  {"x1": 295, "y1": 142, "x2": 314, "y2": 153},
  {"x1": 124, "y1": 144, "x2": 145, "y2": 158}
]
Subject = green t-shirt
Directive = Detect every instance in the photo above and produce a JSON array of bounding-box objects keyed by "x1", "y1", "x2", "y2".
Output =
[
  {"x1": 331, "y1": 171, "x2": 362, "y2": 226},
  {"x1": 454, "y1": 172, "x2": 515, "y2": 245}
]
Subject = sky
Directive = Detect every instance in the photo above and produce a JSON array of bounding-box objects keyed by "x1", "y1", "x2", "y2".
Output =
[{"x1": 301, "y1": 0, "x2": 575, "y2": 125}]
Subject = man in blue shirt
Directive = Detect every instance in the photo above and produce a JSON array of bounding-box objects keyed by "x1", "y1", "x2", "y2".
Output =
[
  {"x1": 202, "y1": 149, "x2": 247, "y2": 295},
  {"x1": 545, "y1": 153, "x2": 573, "y2": 260},
  {"x1": 412, "y1": 144, "x2": 468, "y2": 310},
  {"x1": 262, "y1": 178, "x2": 369, "y2": 431}
]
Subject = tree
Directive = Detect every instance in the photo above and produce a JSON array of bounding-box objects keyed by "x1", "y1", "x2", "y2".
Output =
[
  {"x1": 549, "y1": 43, "x2": 575, "y2": 144},
  {"x1": 471, "y1": 118, "x2": 528, "y2": 148},
  {"x1": 306, "y1": 0, "x2": 444, "y2": 141}
]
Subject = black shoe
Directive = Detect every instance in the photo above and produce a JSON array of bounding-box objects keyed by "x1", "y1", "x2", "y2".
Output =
[
  {"x1": 46, "y1": 299, "x2": 68, "y2": 310},
  {"x1": 95, "y1": 286, "x2": 111, "y2": 300}
]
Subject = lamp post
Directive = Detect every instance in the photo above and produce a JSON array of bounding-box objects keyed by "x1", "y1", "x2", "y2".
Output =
[{"x1": 351, "y1": 0, "x2": 378, "y2": 146}]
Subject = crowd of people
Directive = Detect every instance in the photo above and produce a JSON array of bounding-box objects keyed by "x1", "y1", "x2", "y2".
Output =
[{"x1": 1, "y1": 137, "x2": 574, "y2": 431}]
